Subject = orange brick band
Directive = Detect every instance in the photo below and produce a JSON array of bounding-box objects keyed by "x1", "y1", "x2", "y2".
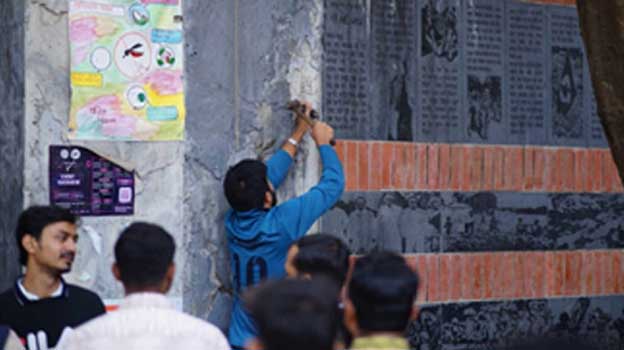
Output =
[
  {"x1": 403, "y1": 250, "x2": 624, "y2": 304},
  {"x1": 335, "y1": 141, "x2": 623, "y2": 193}
]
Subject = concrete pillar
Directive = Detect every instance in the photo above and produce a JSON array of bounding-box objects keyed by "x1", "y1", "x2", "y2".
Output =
[
  {"x1": 21, "y1": 0, "x2": 323, "y2": 329},
  {"x1": 0, "y1": 0, "x2": 25, "y2": 291}
]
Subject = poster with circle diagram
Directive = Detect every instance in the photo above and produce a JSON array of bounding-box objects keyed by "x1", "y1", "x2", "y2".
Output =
[
  {"x1": 68, "y1": 0, "x2": 185, "y2": 141},
  {"x1": 49, "y1": 145, "x2": 135, "y2": 216}
]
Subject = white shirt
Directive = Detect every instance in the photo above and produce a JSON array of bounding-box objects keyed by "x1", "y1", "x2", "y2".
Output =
[
  {"x1": 3, "y1": 329, "x2": 24, "y2": 350},
  {"x1": 56, "y1": 292, "x2": 229, "y2": 350}
]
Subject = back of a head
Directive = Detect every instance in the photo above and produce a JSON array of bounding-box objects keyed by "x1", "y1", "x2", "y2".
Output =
[
  {"x1": 114, "y1": 222, "x2": 175, "y2": 290},
  {"x1": 15, "y1": 205, "x2": 76, "y2": 266},
  {"x1": 247, "y1": 279, "x2": 339, "y2": 350},
  {"x1": 348, "y1": 251, "x2": 419, "y2": 333},
  {"x1": 293, "y1": 233, "x2": 351, "y2": 289},
  {"x1": 223, "y1": 159, "x2": 269, "y2": 212}
]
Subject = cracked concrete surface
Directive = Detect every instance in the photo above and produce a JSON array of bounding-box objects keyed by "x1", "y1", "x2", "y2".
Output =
[
  {"x1": 182, "y1": 0, "x2": 323, "y2": 329},
  {"x1": 20, "y1": 0, "x2": 323, "y2": 329},
  {"x1": 0, "y1": 0, "x2": 25, "y2": 291}
]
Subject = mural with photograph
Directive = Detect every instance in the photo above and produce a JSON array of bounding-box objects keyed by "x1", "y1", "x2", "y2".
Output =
[
  {"x1": 321, "y1": 192, "x2": 624, "y2": 253},
  {"x1": 409, "y1": 297, "x2": 624, "y2": 349}
]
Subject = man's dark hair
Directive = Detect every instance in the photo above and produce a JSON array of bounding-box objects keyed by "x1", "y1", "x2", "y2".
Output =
[
  {"x1": 15, "y1": 205, "x2": 77, "y2": 266},
  {"x1": 247, "y1": 279, "x2": 339, "y2": 350},
  {"x1": 348, "y1": 251, "x2": 419, "y2": 333},
  {"x1": 223, "y1": 159, "x2": 270, "y2": 212},
  {"x1": 293, "y1": 233, "x2": 351, "y2": 288},
  {"x1": 114, "y1": 222, "x2": 175, "y2": 289}
]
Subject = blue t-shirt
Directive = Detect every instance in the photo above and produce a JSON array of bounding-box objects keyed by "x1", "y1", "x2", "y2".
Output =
[{"x1": 225, "y1": 145, "x2": 345, "y2": 348}]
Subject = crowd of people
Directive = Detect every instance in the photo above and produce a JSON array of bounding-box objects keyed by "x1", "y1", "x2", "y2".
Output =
[{"x1": 0, "y1": 103, "x2": 602, "y2": 350}]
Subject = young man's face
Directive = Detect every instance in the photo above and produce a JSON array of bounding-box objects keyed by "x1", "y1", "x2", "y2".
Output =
[
  {"x1": 28, "y1": 221, "x2": 78, "y2": 274},
  {"x1": 284, "y1": 245, "x2": 299, "y2": 278}
]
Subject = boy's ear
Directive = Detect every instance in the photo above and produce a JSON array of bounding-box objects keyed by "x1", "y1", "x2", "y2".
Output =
[
  {"x1": 112, "y1": 263, "x2": 122, "y2": 282},
  {"x1": 22, "y1": 234, "x2": 38, "y2": 255},
  {"x1": 161, "y1": 264, "x2": 175, "y2": 293},
  {"x1": 264, "y1": 191, "x2": 273, "y2": 209}
]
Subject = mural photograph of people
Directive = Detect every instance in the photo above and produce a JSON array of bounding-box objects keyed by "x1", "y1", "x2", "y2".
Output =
[
  {"x1": 334, "y1": 196, "x2": 377, "y2": 254},
  {"x1": 321, "y1": 192, "x2": 624, "y2": 253},
  {"x1": 376, "y1": 193, "x2": 404, "y2": 252},
  {"x1": 408, "y1": 297, "x2": 624, "y2": 350},
  {"x1": 467, "y1": 75, "x2": 503, "y2": 141}
]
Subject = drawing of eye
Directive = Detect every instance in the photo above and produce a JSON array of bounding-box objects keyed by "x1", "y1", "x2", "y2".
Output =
[
  {"x1": 126, "y1": 85, "x2": 148, "y2": 110},
  {"x1": 129, "y1": 3, "x2": 150, "y2": 26}
]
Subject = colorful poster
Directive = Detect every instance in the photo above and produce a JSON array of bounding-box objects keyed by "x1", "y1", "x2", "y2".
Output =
[
  {"x1": 49, "y1": 145, "x2": 135, "y2": 216},
  {"x1": 68, "y1": 0, "x2": 185, "y2": 141}
]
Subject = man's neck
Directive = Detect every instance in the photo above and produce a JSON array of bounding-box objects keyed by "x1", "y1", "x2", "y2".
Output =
[
  {"x1": 21, "y1": 266, "x2": 62, "y2": 298},
  {"x1": 124, "y1": 286, "x2": 165, "y2": 295}
]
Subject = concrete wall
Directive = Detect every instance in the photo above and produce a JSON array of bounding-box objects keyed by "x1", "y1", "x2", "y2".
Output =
[
  {"x1": 23, "y1": 0, "x2": 185, "y2": 302},
  {"x1": 20, "y1": 0, "x2": 322, "y2": 330},
  {"x1": 0, "y1": 0, "x2": 25, "y2": 291},
  {"x1": 181, "y1": 0, "x2": 323, "y2": 325}
]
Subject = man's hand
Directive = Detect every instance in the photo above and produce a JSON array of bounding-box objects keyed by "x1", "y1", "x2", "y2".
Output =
[
  {"x1": 311, "y1": 122, "x2": 334, "y2": 146},
  {"x1": 293, "y1": 101, "x2": 313, "y2": 134},
  {"x1": 282, "y1": 100, "x2": 314, "y2": 157}
]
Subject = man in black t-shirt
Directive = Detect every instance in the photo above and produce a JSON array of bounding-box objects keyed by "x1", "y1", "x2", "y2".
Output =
[{"x1": 0, "y1": 206, "x2": 105, "y2": 350}]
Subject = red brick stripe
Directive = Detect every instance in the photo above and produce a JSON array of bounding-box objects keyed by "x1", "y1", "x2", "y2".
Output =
[
  {"x1": 336, "y1": 141, "x2": 623, "y2": 193},
  {"x1": 348, "y1": 250, "x2": 624, "y2": 304},
  {"x1": 399, "y1": 250, "x2": 624, "y2": 304}
]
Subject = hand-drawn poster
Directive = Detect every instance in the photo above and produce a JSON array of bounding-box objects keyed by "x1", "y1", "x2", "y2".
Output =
[
  {"x1": 49, "y1": 145, "x2": 135, "y2": 216},
  {"x1": 68, "y1": 0, "x2": 185, "y2": 141}
]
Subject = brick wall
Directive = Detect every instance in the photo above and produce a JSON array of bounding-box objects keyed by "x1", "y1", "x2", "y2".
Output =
[
  {"x1": 336, "y1": 141, "x2": 623, "y2": 193},
  {"x1": 320, "y1": 0, "x2": 624, "y2": 347}
]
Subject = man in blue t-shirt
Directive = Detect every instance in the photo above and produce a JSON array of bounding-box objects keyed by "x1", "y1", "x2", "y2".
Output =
[{"x1": 223, "y1": 102, "x2": 344, "y2": 349}]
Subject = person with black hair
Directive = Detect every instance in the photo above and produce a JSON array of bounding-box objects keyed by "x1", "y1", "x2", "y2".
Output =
[
  {"x1": 285, "y1": 233, "x2": 353, "y2": 348},
  {"x1": 246, "y1": 279, "x2": 339, "y2": 350},
  {"x1": 55, "y1": 222, "x2": 229, "y2": 350},
  {"x1": 0, "y1": 206, "x2": 105, "y2": 350},
  {"x1": 223, "y1": 102, "x2": 344, "y2": 349},
  {"x1": 284, "y1": 233, "x2": 350, "y2": 289},
  {"x1": 345, "y1": 251, "x2": 419, "y2": 350}
]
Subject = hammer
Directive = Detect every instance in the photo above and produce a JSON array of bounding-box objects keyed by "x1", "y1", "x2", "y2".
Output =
[{"x1": 287, "y1": 100, "x2": 336, "y2": 146}]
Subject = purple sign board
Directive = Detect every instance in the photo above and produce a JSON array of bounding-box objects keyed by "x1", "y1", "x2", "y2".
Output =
[{"x1": 49, "y1": 145, "x2": 134, "y2": 216}]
